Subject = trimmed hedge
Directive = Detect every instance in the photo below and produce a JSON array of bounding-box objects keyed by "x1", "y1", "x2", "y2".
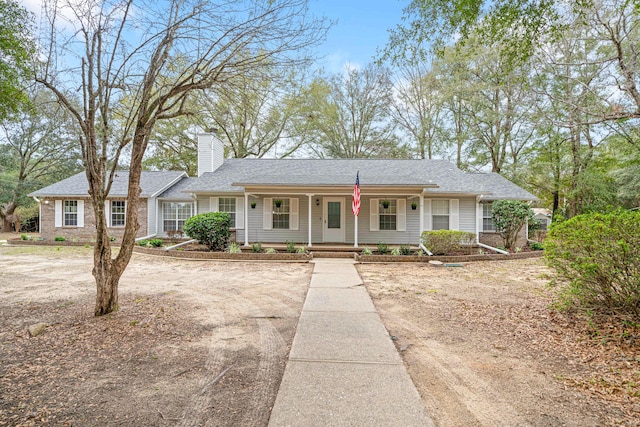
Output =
[
  {"x1": 420, "y1": 230, "x2": 475, "y2": 255},
  {"x1": 545, "y1": 210, "x2": 640, "y2": 319},
  {"x1": 183, "y1": 212, "x2": 231, "y2": 251}
]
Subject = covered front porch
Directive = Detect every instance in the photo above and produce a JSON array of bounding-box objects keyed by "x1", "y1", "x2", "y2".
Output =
[{"x1": 237, "y1": 185, "x2": 429, "y2": 248}]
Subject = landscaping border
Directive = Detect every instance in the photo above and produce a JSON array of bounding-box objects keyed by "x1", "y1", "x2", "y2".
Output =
[
  {"x1": 355, "y1": 251, "x2": 543, "y2": 263},
  {"x1": 6, "y1": 238, "x2": 543, "y2": 263}
]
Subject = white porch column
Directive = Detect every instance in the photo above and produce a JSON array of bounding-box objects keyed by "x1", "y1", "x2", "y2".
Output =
[
  {"x1": 419, "y1": 194, "x2": 425, "y2": 236},
  {"x1": 307, "y1": 194, "x2": 313, "y2": 247},
  {"x1": 244, "y1": 193, "x2": 249, "y2": 246}
]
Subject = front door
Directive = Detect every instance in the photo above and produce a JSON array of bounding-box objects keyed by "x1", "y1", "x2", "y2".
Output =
[{"x1": 323, "y1": 197, "x2": 345, "y2": 242}]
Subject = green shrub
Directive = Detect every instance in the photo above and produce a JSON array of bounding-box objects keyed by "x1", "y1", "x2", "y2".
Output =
[
  {"x1": 183, "y1": 212, "x2": 231, "y2": 251},
  {"x1": 376, "y1": 242, "x2": 389, "y2": 254},
  {"x1": 54, "y1": 236, "x2": 66, "y2": 242},
  {"x1": 361, "y1": 247, "x2": 373, "y2": 255},
  {"x1": 296, "y1": 246, "x2": 307, "y2": 254},
  {"x1": 491, "y1": 200, "x2": 535, "y2": 249},
  {"x1": 286, "y1": 241, "x2": 296, "y2": 253},
  {"x1": 20, "y1": 234, "x2": 30, "y2": 241},
  {"x1": 251, "y1": 242, "x2": 263, "y2": 253},
  {"x1": 391, "y1": 247, "x2": 401, "y2": 256},
  {"x1": 420, "y1": 230, "x2": 475, "y2": 255},
  {"x1": 149, "y1": 239, "x2": 163, "y2": 248},
  {"x1": 530, "y1": 242, "x2": 544, "y2": 251},
  {"x1": 138, "y1": 240, "x2": 149, "y2": 247},
  {"x1": 545, "y1": 210, "x2": 640, "y2": 319},
  {"x1": 400, "y1": 244, "x2": 411, "y2": 255},
  {"x1": 265, "y1": 247, "x2": 277, "y2": 254},
  {"x1": 227, "y1": 242, "x2": 242, "y2": 253}
]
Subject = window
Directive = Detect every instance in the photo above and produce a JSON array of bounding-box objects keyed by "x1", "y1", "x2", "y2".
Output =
[
  {"x1": 111, "y1": 200, "x2": 126, "y2": 227},
  {"x1": 379, "y1": 200, "x2": 397, "y2": 231},
  {"x1": 273, "y1": 198, "x2": 290, "y2": 229},
  {"x1": 219, "y1": 197, "x2": 237, "y2": 228},
  {"x1": 482, "y1": 203, "x2": 496, "y2": 232},
  {"x1": 163, "y1": 202, "x2": 192, "y2": 232},
  {"x1": 64, "y1": 201, "x2": 78, "y2": 226},
  {"x1": 432, "y1": 200, "x2": 450, "y2": 230}
]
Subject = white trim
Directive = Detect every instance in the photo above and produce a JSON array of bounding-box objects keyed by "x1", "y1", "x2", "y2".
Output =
[
  {"x1": 423, "y1": 199, "x2": 432, "y2": 231},
  {"x1": 54, "y1": 200, "x2": 62, "y2": 227},
  {"x1": 209, "y1": 197, "x2": 219, "y2": 212},
  {"x1": 290, "y1": 197, "x2": 299, "y2": 231},
  {"x1": 419, "y1": 195, "x2": 424, "y2": 235},
  {"x1": 450, "y1": 199, "x2": 459, "y2": 230},
  {"x1": 244, "y1": 193, "x2": 249, "y2": 246},
  {"x1": 369, "y1": 199, "x2": 379, "y2": 232},
  {"x1": 77, "y1": 200, "x2": 85, "y2": 228},
  {"x1": 397, "y1": 199, "x2": 406, "y2": 232},
  {"x1": 307, "y1": 194, "x2": 313, "y2": 247},
  {"x1": 104, "y1": 201, "x2": 111, "y2": 227},
  {"x1": 235, "y1": 197, "x2": 245, "y2": 229},
  {"x1": 263, "y1": 198, "x2": 272, "y2": 230}
]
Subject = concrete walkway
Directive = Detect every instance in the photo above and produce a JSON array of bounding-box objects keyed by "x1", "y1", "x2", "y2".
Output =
[{"x1": 269, "y1": 259, "x2": 434, "y2": 426}]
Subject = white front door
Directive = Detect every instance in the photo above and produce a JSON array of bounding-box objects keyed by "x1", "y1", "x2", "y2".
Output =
[{"x1": 323, "y1": 197, "x2": 345, "y2": 242}]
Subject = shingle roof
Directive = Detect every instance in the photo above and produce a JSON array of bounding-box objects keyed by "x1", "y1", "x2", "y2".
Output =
[
  {"x1": 186, "y1": 158, "x2": 537, "y2": 201},
  {"x1": 29, "y1": 171, "x2": 187, "y2": 198},
  {"x1": 156, "y1": 177, "x2": 195, "y2": 199}
]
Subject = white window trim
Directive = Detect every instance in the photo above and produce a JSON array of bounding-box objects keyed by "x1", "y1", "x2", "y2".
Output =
[
  {"x1": 110, "y1": 200, "x2": 126, "y2": 228},
  {"x1": 370, "y1": 198, "x2": 406, "y2": 232},
  {"x1": 263, "y1": 197, "x2": 298, "y2": 231},
  {"x1": 210, "y1": 196, "x2": 245, "y2": 229},
  {"x1": 56, "y1": 199, "x2": 84, "y2": 228}
]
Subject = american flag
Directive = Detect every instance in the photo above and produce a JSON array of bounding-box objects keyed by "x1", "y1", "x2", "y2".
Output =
[{"x1": 352, "y1": 171, "x2": 360, "y2": 216}]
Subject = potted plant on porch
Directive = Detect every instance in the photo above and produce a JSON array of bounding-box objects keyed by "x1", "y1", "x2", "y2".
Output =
[
  {"x1": 381, "y1": 200, "x2": 390, "y2": 209},
  {"x1": 411, "y1": 202, "x2": 417, "y2": 210},
  {"x1": 250, "y1": 201, "x2": 257, "y2": 209},
  {"x1": 274, "y1": 199, "x2": 282, "y2": 208}
]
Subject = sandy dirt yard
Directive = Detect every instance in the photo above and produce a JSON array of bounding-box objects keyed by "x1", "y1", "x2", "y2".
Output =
[
  {"x1": 0, "y1": 245, "x2": 312, "y2": 426},
  {"x1": 358, "y1": 259, "x2": 640, "y2": 426}
]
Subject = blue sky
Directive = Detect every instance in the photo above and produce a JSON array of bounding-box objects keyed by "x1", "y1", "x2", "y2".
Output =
[
  {"x1": 21, "y1": 0, "x2": 406, "y2": 73},
  {"x1": 307, "y1": 0, "x2": 406, "y2": 72}
]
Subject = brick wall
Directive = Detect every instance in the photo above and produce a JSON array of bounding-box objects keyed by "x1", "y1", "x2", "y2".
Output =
[
  {"x1": 40, "y1": 198, "x2": 148, "y2": 241},
  {"x1": 479, "y1": 225, "x2": 528, "y2": 249}
]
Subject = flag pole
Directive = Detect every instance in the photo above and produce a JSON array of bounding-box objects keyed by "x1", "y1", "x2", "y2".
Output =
[{"x1": 353, "y1": 171, "x2": 360, "y2": 249}]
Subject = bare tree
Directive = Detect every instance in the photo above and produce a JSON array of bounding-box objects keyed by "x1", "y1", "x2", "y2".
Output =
[
  {"x1": 305, "y1": 64, "x2": 407, "y2": 158},
  {"x1": 36, "y1": 0, "x2": 328, "y2": 315},
  {"x1": 391, "y1": 63, "x2": 445, "y2": 159}
]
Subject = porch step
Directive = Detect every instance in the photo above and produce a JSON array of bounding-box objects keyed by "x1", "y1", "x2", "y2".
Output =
[{"x1": 311, "y1": 251, "x2": 356, "y2": 259}]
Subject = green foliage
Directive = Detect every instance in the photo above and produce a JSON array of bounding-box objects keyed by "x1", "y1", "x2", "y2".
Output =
[
  {"x1": 391, "y1": 247, "x2": 401, "y2": 256},
  {"x1": 20, "y1": 233, "x2": 29, "y2": 240},
  {"x1": 0, "y1": 0, "x2": 35, "y2": 119},
  {"x1": 183, "y1": 212, "x2": 231, "y2": 252},
  {"x1": 138, "y1": 240, "x2": 149, "y2": 247},
  {"x1": 227, "y1": 242, "x2": 242, "y2": 253},
  {"x1": 376, "y1": 242, "x2": 389, "y2": 254},
  {"x1": 149, "y1": 239, "x2": 163, "y2": 248},
  {"x1": 545, "y1": 210, "x2": 640, "y2": 319},
  {"x1": 421, "y1": 230, "x2": 475, "y2": 255},
  {"x1": 286, "y1": 241, "x2": 296, "y2": 253},
  {"x1": 491, "y1": 200, "x2": 534, "y2": 249},
  {"x1": 530, "y1": 242, "x2": 544, "y2": 251},
  {"x1": 400, "y1": 244, "x2": 412, "y2": 255},
  {"x1": 265, "y1": 247, "x2": 277, "y2": 254},
  {"x1": 361, "y1": 247, "x2": 373, "y2": 255},
  {"x1": 54, "y1": 236, "x2": 65, "y2": 242},
  {"x1": 251, "y1": 242, "x2": 263, "y2": 253},
  {"x1": 295, "y1": 246, "x2": 307, "y2": 254}
]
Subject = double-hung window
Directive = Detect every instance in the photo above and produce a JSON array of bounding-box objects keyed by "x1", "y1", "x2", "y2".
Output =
[
  {"x1": 432, "y1": 200, "x2": 450, "y2": 230},
  {"x1": 219, "y1": 197, "x2": 237, "y2": 228},
  {"x1": 163, "y1": 202, "x2": 192, "y2": 232},
  {"x1": 111, "y1": 200, "x2": 126, "y2": 227},
  {"x1": 64, "y1": 201, "x2": 78, "y2": 226},
  {"x1": 482, "y1": 203, "x2": 496, "y2": 231},
  {"x1": 273, "y1": 199, "x2": 290, "y2": 229},
  {"x1": 379, "y1": 200, "x2": 397, "y2": 231}
]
